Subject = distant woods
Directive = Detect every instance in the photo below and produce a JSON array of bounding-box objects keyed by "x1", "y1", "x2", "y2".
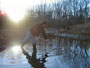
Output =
[{"x1": 24, "y1": 0, "x2": 90, "y2": 28}]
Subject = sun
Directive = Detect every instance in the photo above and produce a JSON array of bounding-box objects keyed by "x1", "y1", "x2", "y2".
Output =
[
  {"x1": 1, "y1": 0, "x2": 40, "y2": 22},
  {"x1": 1, "y1": 0, "x2": 54, "y2": 23}
]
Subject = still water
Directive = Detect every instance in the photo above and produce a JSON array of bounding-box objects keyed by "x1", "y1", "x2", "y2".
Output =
[{"x1": 0, "y1": 36, "x2": 90, "y2": 68}]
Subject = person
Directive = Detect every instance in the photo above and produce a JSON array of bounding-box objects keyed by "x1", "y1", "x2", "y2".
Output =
[
  {"x1": 22, "y1": 21, "x2": 47, "y2": 46},
  {"x1": 21, "y1": 21, "x2": 48, "y2": 68}
]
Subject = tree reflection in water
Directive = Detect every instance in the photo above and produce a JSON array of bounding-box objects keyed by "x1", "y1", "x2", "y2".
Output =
[
  {"x1": 21, "y1": 35, "x2": 90, "y2": 68},
  {"x1": 56, "y1": 38, "x2": 90, "y2": 68}
]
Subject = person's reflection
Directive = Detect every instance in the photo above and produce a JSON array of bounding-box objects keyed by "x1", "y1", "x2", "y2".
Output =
[{"x1": 21, "y1": 44, "x2": 47, "y2": 68}]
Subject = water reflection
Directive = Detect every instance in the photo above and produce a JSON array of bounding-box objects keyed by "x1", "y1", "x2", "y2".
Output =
[
  {"x1": 0, "y1": 36, "x2": 90, "y2": 68},
  {"x1": 11, "y1": 45, "x2": 21, "y2": 55},
  {"x1": 0, "y1": 46, "x2": 27, "y2": 64},
  {"x1": 21, "y1": 44, "x2": 47, "y2": 68},
  {"x1": 45, "y1": 37, "x2": 90, "y2": 68},
  {"x1": 27, "y1": 37, "x2": 90, "y2": 68}
]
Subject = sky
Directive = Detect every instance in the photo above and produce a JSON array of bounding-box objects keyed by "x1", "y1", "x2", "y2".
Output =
[{"x1": 0, "y1": 0, "x2": 54, "y2": 22}]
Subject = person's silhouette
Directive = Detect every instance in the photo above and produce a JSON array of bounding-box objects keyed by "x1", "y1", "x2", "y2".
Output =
[
  {"x1": 21, "y1": 44, "x2": 47, "y2": 68},
  {"x1": 21, "y1": 21, "x2": 48, "y2": 68}
]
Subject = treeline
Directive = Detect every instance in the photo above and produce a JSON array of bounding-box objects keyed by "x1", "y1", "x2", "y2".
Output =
[{"x1": 24, "y1": 0, "x2": 90, "y2": 28}]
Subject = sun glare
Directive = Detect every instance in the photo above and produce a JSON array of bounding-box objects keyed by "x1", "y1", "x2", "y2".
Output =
[
  {"x1": 1, "y1": 0, "x2": 38, "y2": 22},
  {"x1": 1, "y1": 0, "x2": 54, "y2": 22},
  {"x1": 12, "y1": 45, "x2": 21, "y2": 55}
]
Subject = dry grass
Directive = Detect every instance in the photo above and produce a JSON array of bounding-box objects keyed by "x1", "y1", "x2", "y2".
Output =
[{"x1": 59, "y1": 22, "x2": 90, "y2": 35}]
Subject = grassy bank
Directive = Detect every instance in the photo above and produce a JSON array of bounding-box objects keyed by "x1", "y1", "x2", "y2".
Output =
[{"x1": 59, "y1": 22, "x2": 90, "y2": 35}]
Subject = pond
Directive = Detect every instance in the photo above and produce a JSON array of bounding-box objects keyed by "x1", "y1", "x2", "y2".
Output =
[{"x1": 0, "y1": 36, "x2": 90, "y2": 68}]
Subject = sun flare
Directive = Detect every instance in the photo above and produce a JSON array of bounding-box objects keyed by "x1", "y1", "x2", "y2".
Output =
[
  {"x1": 1, "y1": 0, "x2": 41, "y2": 22},
  {"x1": 1, "y1": 0, "x2": 54, "y2": 22},
  {"x1": 12, "y1": 46, "x2": 21, "y2": 55}
]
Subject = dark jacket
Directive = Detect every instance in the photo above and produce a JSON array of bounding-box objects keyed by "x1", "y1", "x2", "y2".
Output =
[{"x1": 30, "y1": 24, "x2": 47, "y2": 39}]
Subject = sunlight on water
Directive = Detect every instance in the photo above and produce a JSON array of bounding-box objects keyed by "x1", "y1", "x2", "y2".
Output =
[
  {"x1": 0, "y1": 38, "x2": 90, "y2": 67},
  {"x1": 0, "y1": 43, "x2": 29, "y2": 64},
  {"x1": 11, "y1": 45, "x2": 21, "y2": 55}
]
